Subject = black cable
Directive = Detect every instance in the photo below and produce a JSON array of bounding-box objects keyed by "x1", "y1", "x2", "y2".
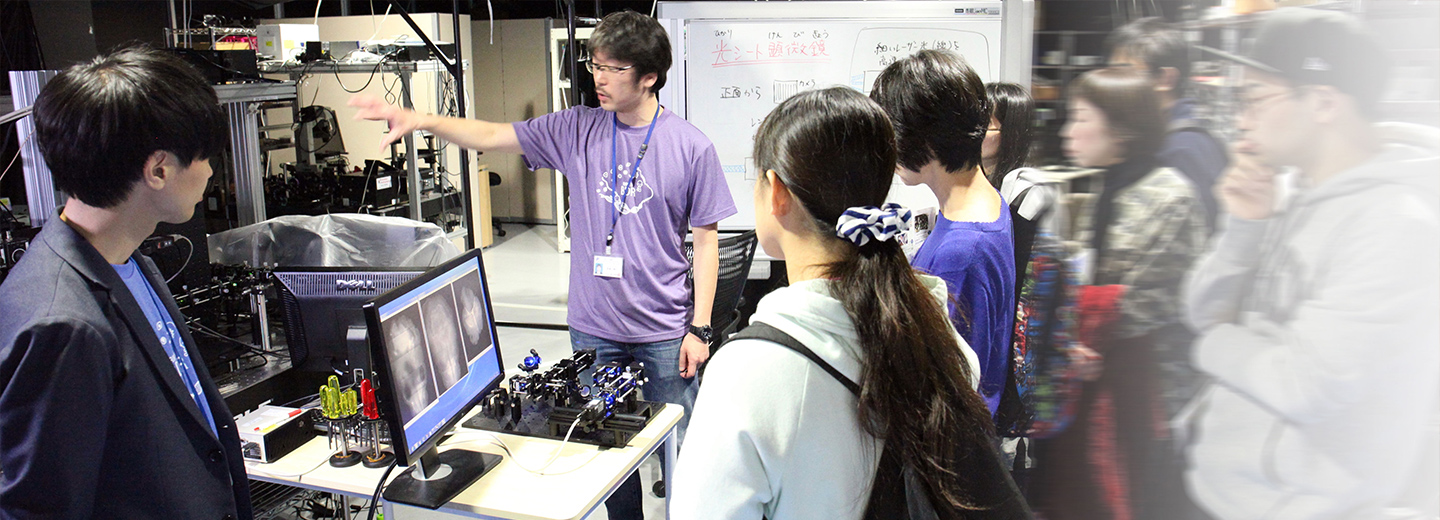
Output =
[
  {"x1": 280, "y1": 375, "x2": 363, "y2": 408},
  {"x1": 226, "y1": 351, "x2": 269, "y2": 372},
  {"x1": 381, "y1": 72, "x2": 400, "y2": 105},
  {"x1": 281, "y1": 391, "x2": 322, "y2": 408},
  {"x1": 0, "y1": 198, "x2": 18, "y2": 225},
  {"x1": 365, "y1": 459, "x2": 399, "y2": 520},
  {"x1": 333, "y1": 59, "x2": 385, "y2": 93},
  {"x1": 188, "y1": 322, "x2": 290, "y2": 359},
  {"x1": 189, "y1": 324, "x2": 278, "y2": 358},
  {"x1": 300, "y1": 61, "x2": 321, "y2": 106}
]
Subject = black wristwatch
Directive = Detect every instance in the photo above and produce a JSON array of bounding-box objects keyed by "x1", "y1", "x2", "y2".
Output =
[{"x1": 688, "y1": 324, "x2": 714, "y2": 343}]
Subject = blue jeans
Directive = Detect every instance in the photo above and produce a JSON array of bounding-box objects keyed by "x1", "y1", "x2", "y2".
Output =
[{"x1": 570, "y1": 329, "x2": 695, "y2": 520}]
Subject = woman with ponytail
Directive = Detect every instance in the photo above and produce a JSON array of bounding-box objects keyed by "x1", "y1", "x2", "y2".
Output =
[{"x1": 671, "y1": 87, "x2": 1029, "y2": 519}]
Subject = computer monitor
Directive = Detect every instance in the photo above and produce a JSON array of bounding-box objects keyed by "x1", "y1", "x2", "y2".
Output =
[
  {"x1": 363, "y1": 249, "x2": 504, "y2": 508},
  {"x1": 273, "y1": 268, "x2": 424, "y2": 373}
]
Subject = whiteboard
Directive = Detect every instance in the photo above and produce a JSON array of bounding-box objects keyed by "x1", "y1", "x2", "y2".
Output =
[{"x1": 659, "y1": 1, "x2": 1034, "y2": 229}]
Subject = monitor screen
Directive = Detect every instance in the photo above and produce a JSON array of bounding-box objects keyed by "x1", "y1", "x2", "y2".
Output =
[
  {"x1": 273, "y1": 268, "x2": 425, "y2": 373},
  {"x1": 365, "y1": 249, "x2": 502, "y2": 463}
]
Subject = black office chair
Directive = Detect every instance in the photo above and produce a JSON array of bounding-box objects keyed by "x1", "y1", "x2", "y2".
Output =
[
  {"x1": 489, "y1": 171, "x2": 506, "y2": 238},
  {"x1": 654, "y1": 230, "x2": 757, "y2": 499},
  {"x1": 685, "y1": 230, "x2": 760, "y2": 354}
]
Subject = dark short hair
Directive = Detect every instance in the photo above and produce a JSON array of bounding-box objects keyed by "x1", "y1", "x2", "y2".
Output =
[
  {"x1": 870, "y1": 50, "x2": 990, "y2": 173},
  {"x1": 985, "y1": 82, "x2": 1035, "y2": 184},
  {"x1": 1105, "y1": 17, "x2": 1192, "y2": 95},
  {"x1": 33, "y1": 46, "x2": 226, "y2": 208},
  {"x1": 1069, "y1": 67, "x2": 1165, "y2": 162},
  {"x1": 588, "y1": 11, "x2": 672, "y2": 94}
]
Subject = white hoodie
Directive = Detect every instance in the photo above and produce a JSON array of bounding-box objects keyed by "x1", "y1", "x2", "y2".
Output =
[
  {"x1": 670, "y1": 275, "x2": 980, "y2": 520},
  {"x1": 1182, "y1": 123, "x2": 1440, "y2": 520}
]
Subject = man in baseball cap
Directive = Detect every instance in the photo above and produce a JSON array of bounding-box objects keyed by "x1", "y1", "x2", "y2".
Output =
[{"x1": 1184, "y1": 7, "x2": 1439, "y2": 519}]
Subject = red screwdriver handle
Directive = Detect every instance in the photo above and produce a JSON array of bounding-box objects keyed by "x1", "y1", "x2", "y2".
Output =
[{"x1": 360, "y1": 379, "x2": 380, "y2": 420}]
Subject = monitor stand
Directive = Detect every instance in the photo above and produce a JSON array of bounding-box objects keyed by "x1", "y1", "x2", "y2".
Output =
[{"x1": 382, "y1": 447, "x2": 502, "y2": 509}]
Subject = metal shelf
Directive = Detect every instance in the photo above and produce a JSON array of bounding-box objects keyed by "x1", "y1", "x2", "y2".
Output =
[
  {"x1": 168, "y1": 27, "x2": 257, "y2": 37},
  {"x1": 214, "y1": 82, "x2": 297, "y2": 104},
  {"x1": 258, "y1": 59, "x2": 467, "y2": 76}
]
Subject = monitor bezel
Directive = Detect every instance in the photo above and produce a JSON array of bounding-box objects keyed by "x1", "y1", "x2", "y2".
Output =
[
  {"x1": 271, "y1": 266, "x2": 427, "y2": 372},
  {"x1": 362, "y1": 248, "x2": 504, "y2": 466}
]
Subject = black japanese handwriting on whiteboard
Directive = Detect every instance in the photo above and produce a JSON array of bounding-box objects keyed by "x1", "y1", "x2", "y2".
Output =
[
  {"x1": 873, "y1": 40, "x2": 970, "y2": 57},
  {"x1": 720, "y1": 86, "x2": 763, "y2": 100}
]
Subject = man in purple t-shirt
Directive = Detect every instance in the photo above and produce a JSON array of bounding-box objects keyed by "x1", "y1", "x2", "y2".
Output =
[
  {"x1": 870, "y1": 50, "x2": 1016, "y2": 417},
  {"x1": 353, "y1": 11, "x2": 735, "y2": 518}
]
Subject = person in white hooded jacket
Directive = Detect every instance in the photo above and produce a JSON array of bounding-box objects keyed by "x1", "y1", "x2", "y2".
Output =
[
  {"x1": 1184, "y1": 9, "x2": 1440, "y2": 520},
  {"x1": 671, "y1": 87, "x2": 1030, "y2": 520}
]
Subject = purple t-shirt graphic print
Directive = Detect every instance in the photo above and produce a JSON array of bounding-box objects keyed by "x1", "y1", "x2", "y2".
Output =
[{"x1": 514, "y1": 106, "x2": 737, "y2": 343}]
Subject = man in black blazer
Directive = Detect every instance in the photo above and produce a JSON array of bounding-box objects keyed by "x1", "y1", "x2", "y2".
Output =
[{"x1": 0, "y1": 47, "x2": 252, "y2": 519}]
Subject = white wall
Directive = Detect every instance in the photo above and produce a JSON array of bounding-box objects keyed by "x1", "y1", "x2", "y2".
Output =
[{"x1": 470, "y1": 18, "x2": 557, "y2": 224}]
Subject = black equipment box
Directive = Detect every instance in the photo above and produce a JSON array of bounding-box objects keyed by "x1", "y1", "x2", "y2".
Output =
[
  {"x1": 166, "y1": 48, "x2": 258, "y2": 84},
  {"x1": 337, "y1": 160, "x2": 401, "y2": 211}
]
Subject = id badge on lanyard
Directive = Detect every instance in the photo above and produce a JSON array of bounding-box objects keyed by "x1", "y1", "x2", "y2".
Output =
[
  {"x1": 593, "y1": 254, "x2": 624, "y2": 278},
  {"x1": 596, "y1": 102, "x2": 660, "y2": 280}
]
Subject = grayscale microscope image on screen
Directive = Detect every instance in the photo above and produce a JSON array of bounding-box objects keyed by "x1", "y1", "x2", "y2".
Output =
[
  {"x1": 451, "y1": 270, "x2": 491, "y2": 362},
  {"x1": 420, "y1": 287, "x2": 468, "y2": 396},
  {"x1": 382, "y1": 306, "x2": 439, "y2": 425}
]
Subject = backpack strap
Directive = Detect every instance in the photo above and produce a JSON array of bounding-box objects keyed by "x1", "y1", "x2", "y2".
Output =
[{"x1": 727, "y1": 323, "x2": 861, "y2": 396}]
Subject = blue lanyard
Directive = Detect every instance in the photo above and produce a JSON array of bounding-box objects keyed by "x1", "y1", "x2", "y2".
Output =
[{"x1": 607, "y1": 102, "x2": 662, "y2": 253}]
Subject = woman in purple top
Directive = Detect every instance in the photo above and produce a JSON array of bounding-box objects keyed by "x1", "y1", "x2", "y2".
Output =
[{"x1": 870, "y1": 50, "x2": 1016, "y2": 416}]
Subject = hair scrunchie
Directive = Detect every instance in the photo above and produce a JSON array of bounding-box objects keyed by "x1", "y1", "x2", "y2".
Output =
[{"x1": 835, "y1": 203, "x2": 913, "y2": 247}]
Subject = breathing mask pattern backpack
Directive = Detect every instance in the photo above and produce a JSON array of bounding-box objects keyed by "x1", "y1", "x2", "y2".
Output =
[{"x1": 994, "y1": 169, "x2": 1087, "y2": 439}]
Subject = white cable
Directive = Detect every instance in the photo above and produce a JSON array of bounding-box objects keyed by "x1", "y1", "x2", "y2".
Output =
[
  {"x1": 488, "y1": 438, "x2": 602, "y2": 476},
  {"x1": 365, "y1": 4, "x2": 393, "y2": 44},
  {"x1": 246, "y1": 455, "x2": 329, "y2": 479},
  {"x1": 313, "y1": 0, "x2": 323, "y2": 27},
  {"x1": 164, "y1": 235, "x2": 194, "y2": 284},
  {"x1": 445, "y1": 415, "x2": 600, "y2": 476},
  {"x1": 487, "y1": 0, "x2": 495, "y2": 45},
  {"x1": 540, "y1": 415, "x2": 584, "y2": 469}
]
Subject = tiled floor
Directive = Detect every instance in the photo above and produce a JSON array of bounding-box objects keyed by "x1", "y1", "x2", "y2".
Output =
[{"x1": 482, "y1": 223, "x2": 667, "y2": 520}]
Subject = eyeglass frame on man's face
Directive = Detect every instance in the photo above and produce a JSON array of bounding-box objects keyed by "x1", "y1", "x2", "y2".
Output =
[
  {"x1": 585, "y1": 60, "x2": 636, "y2": 75},
  {"x1": 1239, "y1": 88, "x2": 1299, "y2": 115}
]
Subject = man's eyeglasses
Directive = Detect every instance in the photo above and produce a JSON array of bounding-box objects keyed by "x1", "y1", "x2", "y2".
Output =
[
  {"x1": 585, "y1": 61, "x2": 635, "y2": 75},
  {"x1": 1239, "y1": 88, "x2": 1299, "y2": 114}
]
